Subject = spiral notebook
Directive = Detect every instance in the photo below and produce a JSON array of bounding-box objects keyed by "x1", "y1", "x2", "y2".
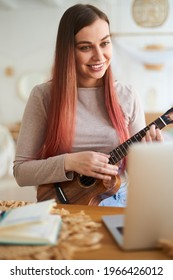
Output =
[{"x1": 102, "y1": 142, "x2": 173, "y2": 250}]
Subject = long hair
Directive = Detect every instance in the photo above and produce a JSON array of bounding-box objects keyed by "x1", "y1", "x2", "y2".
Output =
[{"x1": 40, "y1": 4, "x2": 129, "y2": 159}]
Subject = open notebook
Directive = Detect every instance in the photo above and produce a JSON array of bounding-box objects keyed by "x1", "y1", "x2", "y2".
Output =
[{"x1": 102, "y1": 142, "x2": 173, "y2": 250}]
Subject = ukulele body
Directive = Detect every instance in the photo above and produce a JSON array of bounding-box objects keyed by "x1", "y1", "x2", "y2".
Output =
[{"x1": 37, "y1": 173, "x2": 121, "y2": 206}]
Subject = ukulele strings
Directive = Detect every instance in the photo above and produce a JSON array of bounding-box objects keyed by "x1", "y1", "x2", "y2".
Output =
[{"x1": 79, "y1": 130, "x2": 146, "y2": 186}]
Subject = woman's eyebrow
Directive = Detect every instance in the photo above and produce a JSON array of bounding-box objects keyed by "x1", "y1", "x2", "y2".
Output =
[{"x1": 75, "y1": 34, "x2": 111, "y2": 45}]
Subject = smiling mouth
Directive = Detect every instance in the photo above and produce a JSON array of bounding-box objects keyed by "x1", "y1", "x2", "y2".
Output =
[{"x1": 88, "y1": 63, "x2": 104, "y2": 70}]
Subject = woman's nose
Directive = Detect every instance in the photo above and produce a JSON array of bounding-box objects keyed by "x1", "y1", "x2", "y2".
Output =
[{"x1": 92, "y1": 47, "x2": 104, "y2": 61}]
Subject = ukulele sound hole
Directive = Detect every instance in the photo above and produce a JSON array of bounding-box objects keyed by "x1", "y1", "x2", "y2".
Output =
[{"x1": 78, "y1": 175, "x2": 97, "y2": 188}]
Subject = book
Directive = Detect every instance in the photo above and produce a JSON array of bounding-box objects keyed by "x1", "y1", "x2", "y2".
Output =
[{"x1": 0, "y1": 199, "x2": 61, "y2": 245}]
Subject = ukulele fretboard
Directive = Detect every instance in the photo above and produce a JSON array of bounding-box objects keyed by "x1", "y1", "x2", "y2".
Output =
[{"x1": 109, "y1": 116, "x2": 167, "y2": 165}]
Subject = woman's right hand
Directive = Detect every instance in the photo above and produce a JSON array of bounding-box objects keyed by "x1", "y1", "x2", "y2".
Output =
[{"x1": 64, "y1": 151, "x2": 118, "y2": 180}]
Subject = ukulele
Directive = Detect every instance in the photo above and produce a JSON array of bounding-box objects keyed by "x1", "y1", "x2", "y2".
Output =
[{"x1": 37, "y1": 107, "x2": 173, "y2": 205}]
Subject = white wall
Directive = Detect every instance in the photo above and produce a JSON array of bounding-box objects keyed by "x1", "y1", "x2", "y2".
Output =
[
  {"x1": 110, "y1": 0, "x2": 173, "y2": 113},
  {"x1": 0, "y1": 4, "x2": 59, "y2": 124},
  {"x1": 0, "y1": 0, "x2": 173, "y2": 126}
]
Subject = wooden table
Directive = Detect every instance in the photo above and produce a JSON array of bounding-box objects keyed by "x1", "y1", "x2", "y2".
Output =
[{"x1": 58, "y1": 204, "x2": 170, "y2": 260}]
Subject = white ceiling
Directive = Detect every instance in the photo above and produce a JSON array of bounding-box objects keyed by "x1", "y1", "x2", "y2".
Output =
[
  {"x1": 0, "y1": 0, "x2": 66, "y2": 10},
  {"x1": 0, "y1": 0, "x2": 105, "y2": 10}
]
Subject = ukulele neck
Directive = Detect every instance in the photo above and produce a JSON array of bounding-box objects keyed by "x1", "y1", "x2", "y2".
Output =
[{"x1": 109, "y1": 115, "x2": 166, "y2": 165}]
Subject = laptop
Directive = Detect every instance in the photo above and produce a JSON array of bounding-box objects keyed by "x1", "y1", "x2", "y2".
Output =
[{"x1": 102, "y1": 141, "x2": 173, "y2": 250}]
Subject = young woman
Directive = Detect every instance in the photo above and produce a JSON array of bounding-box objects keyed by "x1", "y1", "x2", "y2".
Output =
[{"x1": 13, "y1": 4, "x2": 163, "y2": 207}]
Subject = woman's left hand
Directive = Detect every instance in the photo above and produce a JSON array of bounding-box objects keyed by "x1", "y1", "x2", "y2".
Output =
[{"x1": 142, "y1": 124, "x2": 164, "y2": 142}]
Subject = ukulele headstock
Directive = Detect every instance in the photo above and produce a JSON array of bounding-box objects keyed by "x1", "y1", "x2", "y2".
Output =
[{"x1": 162, "y1": 107, "x2": 173, "y2": 125}]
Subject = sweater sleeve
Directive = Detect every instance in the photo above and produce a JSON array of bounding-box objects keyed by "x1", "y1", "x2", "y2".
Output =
[{"x1": 13, "y1": 83, "x2": 73, "y2": 187}]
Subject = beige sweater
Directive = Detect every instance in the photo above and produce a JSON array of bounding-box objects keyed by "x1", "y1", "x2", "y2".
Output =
[{"x1": 13, "y1": 81, "x2": 145, "y2": 187}]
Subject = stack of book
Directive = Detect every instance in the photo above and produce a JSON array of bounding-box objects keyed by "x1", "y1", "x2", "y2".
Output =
[{"x1": 0, "y1": 199, "x2": 61, "y2": 245}]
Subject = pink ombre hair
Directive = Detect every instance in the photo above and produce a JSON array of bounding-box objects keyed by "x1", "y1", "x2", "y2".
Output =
[{"x1": 40, "y1": 4, "x2": 129, "y2": 159}]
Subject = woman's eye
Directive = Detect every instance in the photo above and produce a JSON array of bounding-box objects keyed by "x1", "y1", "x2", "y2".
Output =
[
  {"x1": 79, "y1": 45, "x2": 91, "y2": 51},
  {"x1": 101, "y1": 41, "x2": 110, "y2": 47}
]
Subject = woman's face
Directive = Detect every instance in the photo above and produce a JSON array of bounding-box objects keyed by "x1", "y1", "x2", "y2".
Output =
[{"x1": 75, "y1": 18, "x2": 112, "y2": 88}]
